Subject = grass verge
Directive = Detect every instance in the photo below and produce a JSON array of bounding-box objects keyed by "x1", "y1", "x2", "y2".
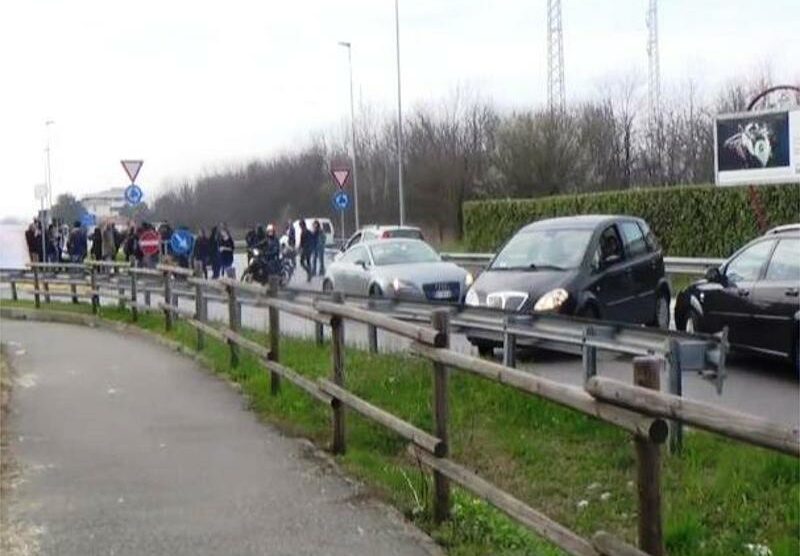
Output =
[{"x1": 2, "y1": 299, "x2": 798, "y2": 556}]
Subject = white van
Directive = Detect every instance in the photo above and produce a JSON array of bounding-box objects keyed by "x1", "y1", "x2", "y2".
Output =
[{"x1": 281, "y1": 218, "x2": 335, "y2": 249}]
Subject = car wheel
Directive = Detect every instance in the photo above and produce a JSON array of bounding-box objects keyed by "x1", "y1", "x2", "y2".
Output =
[
  {"x1": 471, "y1": 340, "x2": 496, "y2": 357},
  {"x1": 369, "y1": 285, "x2": 384, "y2": 298},
  {"x1": 684, "y1": 309, "x2": 701, "y2": 334},
  {"x1": 653, "y1": 293, "x2": 670, "y2": 330},
  {"x1": 241, "y1": 269, "x2": 252, "y2": 283},
  {"x1": 322, "y1": 280, "x2": 334, "y2": 293}
]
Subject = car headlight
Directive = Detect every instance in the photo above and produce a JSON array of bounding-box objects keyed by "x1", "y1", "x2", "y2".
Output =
[
  {"x1": 465, "y1": 288, "x2": 480, "y2": 306},
  {"x1": 392, "y1": 278, "x2": 417, "y2": 292},
  {"x1": 533, "y1": 288, "x2": 568, "y2": 312},
  {"x1": 465, "y1": 272, "x2": 474, "y2": 287},
  {"x1": 252, "y1": 248, "x2": 260, "y2": 256}
]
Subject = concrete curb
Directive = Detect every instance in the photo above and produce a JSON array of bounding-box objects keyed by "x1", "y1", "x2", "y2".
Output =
[{"x1": 0, "y1": 306, "x2": 444, "y2": 556}]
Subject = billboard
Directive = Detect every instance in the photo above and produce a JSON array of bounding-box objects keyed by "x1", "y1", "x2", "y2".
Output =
[{"x1": 714, "y1": 108, "x2": 800, "y2": 186}]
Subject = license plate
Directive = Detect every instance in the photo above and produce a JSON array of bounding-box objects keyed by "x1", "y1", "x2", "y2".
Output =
[{"x1": 433, "y1": 290, "x2": 452, "y2": 299}]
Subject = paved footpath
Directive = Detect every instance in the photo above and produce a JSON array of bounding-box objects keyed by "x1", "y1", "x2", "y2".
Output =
[{"x1": 1, "y1": 319, "x2": 438, "y2": 556}]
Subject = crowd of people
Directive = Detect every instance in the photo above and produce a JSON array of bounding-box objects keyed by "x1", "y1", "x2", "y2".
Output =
[{"x1": 23, "y1": 216, "x2": 330, "y2": 284}]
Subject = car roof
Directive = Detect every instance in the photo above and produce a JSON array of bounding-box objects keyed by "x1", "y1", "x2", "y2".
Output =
[
  {"x1": 360, "y1": 224, "x2": 421, "y2": 232},
  {"x1": 520, "y1": 215, "x2": 637, "y2": 232},
  {"x1": 765, "y1": 223, "x2": 800, "y2": 236},
  {"x1": 359, "y1": 237, "x2": 429, "y2": 248}
]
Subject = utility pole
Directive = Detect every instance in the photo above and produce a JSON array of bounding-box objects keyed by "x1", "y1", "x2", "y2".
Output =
[
  {"x1": 546, "y1": 0, "x2": 565, "y2": 112},
  {"x1": 45, "y1": 120, "x2": 55, "y2": 214},
  {"x1": 647, "y1": 0, "x2": 662, "y2": 181},
  {"x1": 338, "y1": 41, "x2": 361, "y2": 230},
  {"x1": 394, "y1": 0, "x2": 406, "y2": 225}
]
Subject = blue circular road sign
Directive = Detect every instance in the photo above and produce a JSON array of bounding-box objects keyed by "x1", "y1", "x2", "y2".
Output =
[
  {"x1": 333, "y1": 191, "x2": 350, "y2": 211},
  {"x1": 170, "y1": 229, "x2": 194, "y2": 256},
  {"x1": 124, "y1": 184, "x2": 144, "y2": 205}
]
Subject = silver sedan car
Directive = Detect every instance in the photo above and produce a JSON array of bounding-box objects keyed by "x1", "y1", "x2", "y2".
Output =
[{"x1": 323, "y1": 238, "x2": 473, "y2": 301}]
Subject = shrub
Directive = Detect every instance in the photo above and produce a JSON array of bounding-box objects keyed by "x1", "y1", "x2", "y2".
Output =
[{"x1": 463, "y1": 184, "x2": 800, "y2": 257}]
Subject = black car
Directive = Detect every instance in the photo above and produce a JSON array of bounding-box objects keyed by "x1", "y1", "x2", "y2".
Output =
[
  {"x1": 675, "y1": 224, "x2": 800, "y2": 371},
  {"x1": 465, "y1": 215, "x2": 671, "y2": 355}
]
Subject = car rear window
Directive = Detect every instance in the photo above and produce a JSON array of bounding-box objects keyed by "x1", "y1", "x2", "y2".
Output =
[
  {"x1": 765, "y1": 239, "x2": 800, "y2": 281},
  {"x1": 386, "y1": 229, "x2": 423, "y2": 240},
  {"x1": 620, "y1": 221, "x2": 648, "y2": 257}
]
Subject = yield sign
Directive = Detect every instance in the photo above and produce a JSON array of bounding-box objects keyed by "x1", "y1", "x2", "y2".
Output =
[
  {"x1": 121, "y1": 159, "x2": 144, "y2": 183},
  {"x1": 330, "y1": 167, "x2": 350, "y2": 189}
]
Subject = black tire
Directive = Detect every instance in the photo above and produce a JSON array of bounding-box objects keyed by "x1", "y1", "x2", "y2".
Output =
[
  {"x1": 241, "y1": 268, "x2": 252, "y2": 283},
  {"x1": 684, "y1": 309, "x2": 702, "y2": 334},
  {"x1": 369, "y1": 285, "x2": 384, "y2": 298},
  {"x1": 322, "y1": 280, "x2": 334, "y2": 293},
  {"x1": 471, "y1": 339, "x2": 497, "y2": 357},
  {"x1": 649, "y1": 291, "x2": 671, "y2": 330}
]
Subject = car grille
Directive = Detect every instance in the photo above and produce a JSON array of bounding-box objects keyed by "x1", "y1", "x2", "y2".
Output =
[
  {"x1": 486, "y1": 292, "x2": 528, "y2": 311},
  {"x1": 422, "y1": 281, "x2": 460, "y2": 301}
]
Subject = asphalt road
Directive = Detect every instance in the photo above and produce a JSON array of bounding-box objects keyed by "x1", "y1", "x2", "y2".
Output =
[{"x1": 1, "y1": 320, "x2": 438, "y2": 556}]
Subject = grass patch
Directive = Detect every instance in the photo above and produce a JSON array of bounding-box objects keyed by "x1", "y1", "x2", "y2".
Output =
[{"x1": 3, "y1": 299, "x2": 798, "y2": 555}]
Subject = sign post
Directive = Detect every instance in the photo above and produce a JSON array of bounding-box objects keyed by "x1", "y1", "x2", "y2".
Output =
[
  {"x1": 121, "y1": 159, "x2": 145, "y2": 207},
  {"x1": 34, "y1": 184, "x2": 48, "y2": 263},
  {"x1": 330, "y1": 167, "x2": 350, "y2": 240}
]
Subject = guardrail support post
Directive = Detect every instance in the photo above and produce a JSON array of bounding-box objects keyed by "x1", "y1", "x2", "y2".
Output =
[
  {"x1": 227, "y1": 283, "x2": 240, "y2": 369},
  {"x1": 144, "y1": 288, "x2": 151, "y2": 307},
  {"x1": 194, "y1": 280, "x2": 205, "y2": 351},
  {"x1": 431, "y1": 309, "x2": 451, "y2": 523},
  {"x1": 70, "y1": 281, "x2": 78, "y2": 304},
  {"x1": 268, "y1": 276, "x2": 281, "y2": 395},
  {"x1": 117, "y1": 273, "x2": 125, "y2": 309},
  {"x1": 163, "y1": 270, "x2": 173, "y2": 332},
  {"x1": 502, "y1": 315, "x2": 516, "y2": 368},
  {"x1": 43, "y1": 277, "x2": 51, "y2": 304},
  {"x1": 89, "y1": 266, "x2": 98, "y2": 314},
  {"x1": 582, "y1": 325, "x2": 597, "y2": 382},
  {"x1": 633, "y1": 356, "x2": 664, "y2": 556},
  {"x1": 10, "y1": 279, "x2": 18, "y2": 302},
  {"x1": 331, "y1": 291, "x2": 346, "y2": 455},
  {"x1": 667, "y1": 339, "x2": 683, "y2": 455},
  {"x1": 32, "y1": 266, "x2": 41, "y2": 308},
  {"x1": 130, "y1": 271, "x2": 138, "y2": 322}
]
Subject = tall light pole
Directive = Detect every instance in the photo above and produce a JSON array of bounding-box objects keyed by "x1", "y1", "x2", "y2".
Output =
[
  {"x1": 45, "y1": 120, "x2": 55, "y2": 214},
  {"x1": 394, "y1": 0, "x2": 405, "y2": 225},
  {"x1": 338, "y1": 41, "x2": 360, "y2": 230}
]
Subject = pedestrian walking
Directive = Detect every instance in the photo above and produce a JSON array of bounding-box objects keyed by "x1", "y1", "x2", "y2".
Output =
[
  {"x1": 102, "y1": 221, "x2": 116, "y2": 262},
  {"x1": 90, "y1": 226, "x2": 102, "y2": 261},
  {"x1": 25, "y1": 222, "x2": 39, "y2": 263},
  {"x1": 193, "y1": 228, "x2": 210, "y2": 278},
  {"x1": 67, "y1": 221, "x2": 88, "y2": 263},
  {"x1": 312, "y1": 220, "x2": 326, "y2": 277},
  {"x1": 210, "y1": 226, "x2": 221, "y2": 278},
  {"x1": 218, "y1": 225, "x2": 235, "y2": 278},
  {"x1": 299, "y1": 219, "x2": 314, "y2": 282}
]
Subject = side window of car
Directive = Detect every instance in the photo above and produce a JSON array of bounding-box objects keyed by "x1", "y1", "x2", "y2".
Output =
[
  {"x1": 725, "y1": 240, "x2": 775, "y2": 283},
  {"x1": 765, "y1": 239, "x2": 800, "y2": 282},
  {"x1": 639, "y1": 221, "x2": 660, "y2": 252},
  {"x1": 619, "y1": 221, "x2": 648, "y2": 258},
  {"x1": 340, "y1": 246, "x2": 361, "y2": 264},
  {"x1": 345, "y1": 233, "x2": 362, "y2": 250},
  {"x1": 595, "y1": 225, "x2": 624, "y2": 268},
  {"x1": 349, "y1": 246, "x2": 369, "y2": 266}
]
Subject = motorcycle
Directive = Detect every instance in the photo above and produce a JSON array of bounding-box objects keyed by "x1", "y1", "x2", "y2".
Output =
[{"x1": 242, "y1": 245, "x2": 293, "y2": 287}]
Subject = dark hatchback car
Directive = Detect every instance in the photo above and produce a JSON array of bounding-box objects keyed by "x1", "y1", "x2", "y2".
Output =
[
  {"x1": 465, "y1": 215, "x2": 670, "y2": 354},
  {"x1": 675, "y1": 224, "x2": 800, "y2": 372}
]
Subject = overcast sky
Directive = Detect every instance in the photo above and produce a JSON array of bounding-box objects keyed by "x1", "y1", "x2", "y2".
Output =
[{"x1": 1, "y1": 0, "x2": 798, "y2": 220}]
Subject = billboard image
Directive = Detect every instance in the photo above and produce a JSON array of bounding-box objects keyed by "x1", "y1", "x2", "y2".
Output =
[{"x1": 714, "y1": 108, "x2": 800, "y2": 186}]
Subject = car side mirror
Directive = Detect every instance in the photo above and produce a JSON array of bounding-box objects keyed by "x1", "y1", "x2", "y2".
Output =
[
  {"x1": 355, "y1": 260, "x2": 367, "y2": 270},
  {"x1": 705, "y1": 267, "x2": 722, "y2": 283}
]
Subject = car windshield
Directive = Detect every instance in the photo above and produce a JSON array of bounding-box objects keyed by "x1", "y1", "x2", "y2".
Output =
[
  {"x1": 369, "y1": 241, "x2": 440, "y2": 266},
  {"x1": 490, "y1": 228, "x2": 593, "y2": 270}
]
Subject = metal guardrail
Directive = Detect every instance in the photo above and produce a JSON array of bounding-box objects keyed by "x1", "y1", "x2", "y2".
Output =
[{"x1": 439, "y1": 253, "x2": 725, "y2": 276}]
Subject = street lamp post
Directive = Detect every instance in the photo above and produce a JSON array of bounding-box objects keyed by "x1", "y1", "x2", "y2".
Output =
[
  {"x1": 45, "y1": 120, "x2": 54, "y2": 214},
  {"x1": 338, "y1": 41, "x2": 360, "y2": 231},
  {"x1": 394, "y1": 0, "x2": 405, "y2": 225}
]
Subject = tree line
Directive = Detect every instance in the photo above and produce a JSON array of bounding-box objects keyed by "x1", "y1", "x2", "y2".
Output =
[{"x1": 139, "y1": 72, "x2": 797, "y2": 242}]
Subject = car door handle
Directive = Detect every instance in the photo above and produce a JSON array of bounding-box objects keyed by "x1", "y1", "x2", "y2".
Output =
[
  {"x1": 738, "y1": 289, "x2": 750, "y2": 297},
  {"x1": 786, "y1": 288, "x2": 800, "y2": 297}
]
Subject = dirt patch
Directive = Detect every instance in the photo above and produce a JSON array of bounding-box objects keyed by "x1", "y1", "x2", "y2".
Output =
[{"x1": 1, "y1": 345, "x2": 41, "y2": 556}]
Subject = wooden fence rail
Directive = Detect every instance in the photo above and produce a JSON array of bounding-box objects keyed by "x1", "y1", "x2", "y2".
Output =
[{"x1": 4, "y1": 263, "x2": 797, "y2": 556}]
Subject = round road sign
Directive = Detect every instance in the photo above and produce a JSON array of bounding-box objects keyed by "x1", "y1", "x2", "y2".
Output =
[
  {"x1": 332, "y1": 191, "x2": 350, "y2": 211},
  {"x1": 125, "y1": 184, "x2": 144, "y2": 205},
  {"x1": 139, "y1": 229, "x2": 161, "y2": 256},
  {"x1": 170, "y1": 229, "x2": 194, "y2": 256}
]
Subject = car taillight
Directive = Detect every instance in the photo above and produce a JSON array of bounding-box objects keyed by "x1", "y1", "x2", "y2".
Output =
[{"x1": 382, "y1": 231, "x2": 391, "y2": 238}]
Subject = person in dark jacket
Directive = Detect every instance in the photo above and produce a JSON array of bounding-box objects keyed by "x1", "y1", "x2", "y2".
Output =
[
  {"x1": 67, "y1": 221, "x2": 87, "y2": 262},
  {"x1": 209, "y1": 226, "x2": 221, "y2": 278},
  {"x1": 312, "y1": 220, "x2": 326, "y2": 277},
  {"x1": 90, "y1": 226, "x2": 102, "y2": 260},
  {"x1": 25, "y1": 222, "x2": 39, "y2": 262},
  {"x1": 218, "y1": 225, "x2": 235, "y2": 278},
  {"x1": 193, "y1": 228, "x2": 210, "y2": 278},
  {"x1": 299, "y1": 220, "x2": 314, "y2": 282}
]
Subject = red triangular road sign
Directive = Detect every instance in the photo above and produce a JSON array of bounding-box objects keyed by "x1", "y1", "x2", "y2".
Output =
[
  {"x1": 331, "y1": 168, "x2": 350, "y2": 188},
  {"x1": 121, "y1": 160, "x2": 144, "y2": 183}
]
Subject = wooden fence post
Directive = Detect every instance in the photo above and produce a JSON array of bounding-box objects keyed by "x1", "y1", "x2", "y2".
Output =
[
  {"x1": 42, "y1": 276, "x2": 51, "y2": 304},
  {"x1": 70, "y1": 281, "x2": 78, "y2": 304},
  {"x1": 194, "y1": 281, "x2": 205, "y2": 351},
  {"x1": 163, "y1": 270, "x2": 173, "y2": 331},
  {"x1": 431, "y1": 309, "x2": 451, "y2": 524},
  {"x1": 117, "y1": 270, "x2": 125, "y2": 309},
  {"x1": 130, "y1": 271, "x2": 138, "y2": 322},
  {"x1": 331, "y1": 291, "x2": 346, "y2": 455},
  {"x1": 502, "y1": 315, "x2": 516, "y2": 368},
  {"x1": 227, "y1": 283, "x2": 240, "y2": 369},
  {"x1": 633, "y1": 356, "x2": 664, "y2": 556},
  {"x1": 144, "y1": 288, "x2": 151, "y2": 307},
  {"x1": 314, "y1": 322, "x2": 324, "y2": 346},
  {"x1": 32, "y1": 266, "x2": 41, "y2": 308},
  {"x1": 89, "y1": 266, "x2": 98, "y2": 314},
  {"x1": 268, "y1": 276, "x2": 281, "y2": 395},
  {"x1": 667, "y1": 339, "x2": 683, "y2": 454}
]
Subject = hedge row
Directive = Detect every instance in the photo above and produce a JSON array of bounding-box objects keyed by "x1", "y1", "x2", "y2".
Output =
[{"x1": 463, "y1": 184, "x2": 800, "y2": 257}]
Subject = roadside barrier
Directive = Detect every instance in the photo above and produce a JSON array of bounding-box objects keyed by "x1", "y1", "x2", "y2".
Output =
[{"x1": 2, "y1": 262, "x2": 798, "y2": 556}]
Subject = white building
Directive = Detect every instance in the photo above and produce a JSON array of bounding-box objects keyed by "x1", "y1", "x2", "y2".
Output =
[{"x1": 80, "y1": 188, "x2": 127, "y2": 219}]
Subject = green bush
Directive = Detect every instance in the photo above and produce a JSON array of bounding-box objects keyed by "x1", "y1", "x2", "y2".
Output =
[{"x1": 463, "y1": 184, "x2": 800, "y2": 257}]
